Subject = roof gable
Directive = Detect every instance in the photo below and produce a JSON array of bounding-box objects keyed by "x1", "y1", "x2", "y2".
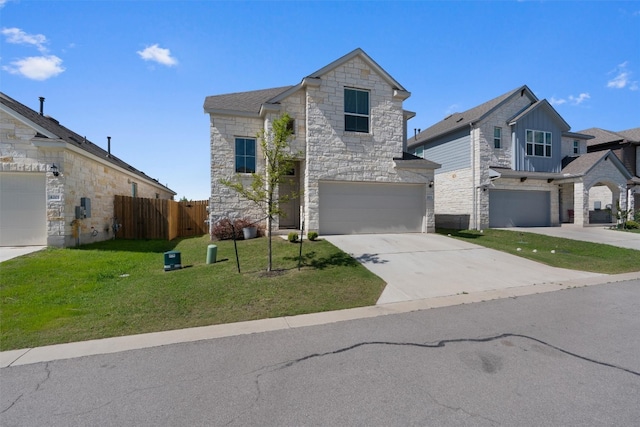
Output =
[
  {"x1": 508, "y1": 99, "x2": 570, "y2": 131},
  {"x1": 409, "y1": 85, "x2": 536, "y2": 146},
  {"x1": 581, "y1": 127, "x2": 640, "y2": 147},
  {"x1": 561, "y1": 150, "x2": 632, "y2": 179},
  {"x1": 307, "y1": 48, "x2": 407, "y2": 92},
  {"x1": 203, "y1": 48, "x2": 408, "y2": 117},
  {"x1": 0, "y1": 92, "x2": 175, "y2": 194}
]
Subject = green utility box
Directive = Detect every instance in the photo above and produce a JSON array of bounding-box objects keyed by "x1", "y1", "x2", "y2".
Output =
[
  {"x1": 164, "y1": 250, "x2": 182, "y2": 271},
  {"x1": 206, "y1": 245, "x2": 217, "y2": 264}
]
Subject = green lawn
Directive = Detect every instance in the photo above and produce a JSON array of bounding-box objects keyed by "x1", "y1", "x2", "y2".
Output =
[
  {"x1": 0, "y1": 236, "x2": 385, "y2": 351},
  {"x1": 437, "y1": 228, "x2": 640, "y2": 274}
]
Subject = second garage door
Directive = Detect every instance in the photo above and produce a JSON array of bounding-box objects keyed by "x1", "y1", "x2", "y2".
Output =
[
  {"x1": 0, "y1": 172, "x2": 47, "y2": 246},
  {"x1": 489, "y1": 189, "x2": 550, "y2": 228},
  {"x1": 319, "y1": 181, "x2": 425, "y2": 235}
]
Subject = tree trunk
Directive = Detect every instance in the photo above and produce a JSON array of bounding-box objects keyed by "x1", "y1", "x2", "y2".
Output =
[{"x1": 267, "y1": 211, "x2": 273, "y2": 272}]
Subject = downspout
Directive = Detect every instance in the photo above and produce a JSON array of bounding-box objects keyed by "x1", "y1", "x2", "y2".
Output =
[{"x1": 471, "y1": 122, "x2": 477, "y2": 230}]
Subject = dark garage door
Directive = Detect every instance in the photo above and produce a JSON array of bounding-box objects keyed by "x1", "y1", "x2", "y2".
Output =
[{"x1": 489, "y1": 190, "x2": 550, "y2": 228}]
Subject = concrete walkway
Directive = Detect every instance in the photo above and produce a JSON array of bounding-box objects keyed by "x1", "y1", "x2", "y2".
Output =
[
  {"x1": 507, "y1": 224, "x2": 640, "y2": 251},
  {"x1": 0, "y1": 246, "x2": 46, "y2": 263},
  {"x1": 325, "y1": 233, "x2": 605, "y2": 304}
]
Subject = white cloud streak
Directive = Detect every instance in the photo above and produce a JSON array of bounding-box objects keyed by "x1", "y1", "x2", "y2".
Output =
[
  {"x1": 137, "y1": 44, "x2": 178, "y2": 67},
  {"x1": 2, "y1": 55, "x2": 65, "y2": 80},
  {"x1": 1, "y1": 27, "x2": 48, "y2": 52},
  {"x1": 550, "y1": 93, "x2": 590, "y2": 106},
  {"x1": 607, "y1": 61, "x2": 638, "y2": 90}
]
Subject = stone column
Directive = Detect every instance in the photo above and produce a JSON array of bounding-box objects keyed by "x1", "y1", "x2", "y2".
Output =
[{"x1": 573, "y1": 181, "x2": 589, "y2": 226}]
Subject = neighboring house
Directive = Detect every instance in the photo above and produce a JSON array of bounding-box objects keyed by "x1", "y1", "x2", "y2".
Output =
[
  {"x1": 407, "y1": 85, "x2": 631, "y2": 229},
  {"x1": 204, "y1": 48, "x2": 439, "y2": 235},
  {"x1": 578, "y1": 127, "x2": 639, "y2": 218},
  {"x1": 0, "y1": 92, "x2": 176, "y2": 247}
]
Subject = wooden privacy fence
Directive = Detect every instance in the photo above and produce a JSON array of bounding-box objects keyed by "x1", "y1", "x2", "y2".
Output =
[{"x1": 114, "y1": 196, "x2": 208, "y2": 240}]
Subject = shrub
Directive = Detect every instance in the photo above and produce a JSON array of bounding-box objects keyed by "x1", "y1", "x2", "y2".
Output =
[
  {"x1": 211, "y1": 217, "x2": 255, "y2": 240},
  {"x1": 307, "y1": 231, "x2": 319, "y2": 241},
  {"x1": 288, "y1": 232, "x2": 299, "y2": 243},
  {"x1": 625, "y1": 220, "x2": 639, "y2": 229}
]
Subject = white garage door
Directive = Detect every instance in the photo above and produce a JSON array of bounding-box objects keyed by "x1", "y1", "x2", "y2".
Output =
[
  {"x1": 0, "y1": 172, "x2": 47, "y2": 246},
  {"x1": 489, "y1": 190, "x2": 550, "y2": 228},
  {"x1": 319, "y1": 181, "x2": 425, "y2": 235}
]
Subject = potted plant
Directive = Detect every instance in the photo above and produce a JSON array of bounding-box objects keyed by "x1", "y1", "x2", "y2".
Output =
[{"x1": 242, "y1": 224, "x2": 258, "y2": 240}]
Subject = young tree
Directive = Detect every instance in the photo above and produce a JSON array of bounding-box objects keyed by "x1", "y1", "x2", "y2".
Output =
[{"x1": 220, "y1": 112, "x2": 299, "y2": 271}]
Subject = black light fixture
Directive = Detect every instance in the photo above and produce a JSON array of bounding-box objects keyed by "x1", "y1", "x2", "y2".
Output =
[
  {"x1": 429, "y1": 180, "x2": 434, "y2": 188},
  {"x1": 50, "y1": 164, "x2": 59, "y2": 177}
]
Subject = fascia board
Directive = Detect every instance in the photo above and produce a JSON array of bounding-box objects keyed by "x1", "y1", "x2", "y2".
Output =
[
  {"x1": 204, "y1": 108, "x2": 260, "y2": 118},
  {"x1": 308, "y1": 48, "x2": 407, "y2": 92}
]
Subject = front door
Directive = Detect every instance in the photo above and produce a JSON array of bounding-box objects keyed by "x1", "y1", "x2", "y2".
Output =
[{"x1": 279, "y1": 162, "x2": 300, "y2": 228}]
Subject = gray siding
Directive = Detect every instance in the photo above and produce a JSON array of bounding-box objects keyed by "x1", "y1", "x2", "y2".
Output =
[
  {"x1": 512, "y1": 108, "x2": 563, "y2": 173},
  {"x1": 413, "y1": 128, "x2": 471, "y2": 174}
]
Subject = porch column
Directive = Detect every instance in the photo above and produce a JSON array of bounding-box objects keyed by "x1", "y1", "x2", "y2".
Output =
[{"x1": 574, "y1": 182, "x2": 589, "y2": 226}]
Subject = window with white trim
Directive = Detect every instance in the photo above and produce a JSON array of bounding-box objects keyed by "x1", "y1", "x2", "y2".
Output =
[
  {"x1": 235, "y1": 137, "x2": 256, "y2": 173},
  {"x1": 494, "y1": 127, "x2": 502, "y2": 149},
  {"x1": 344, "y1": 88, "x2": 369, "y2": 133},
  {"x1": 573, "y1": 140, "x2": 579, "y2": 154},
  {"x1": 526, "y1": 129, "x2": 552, "y2": 157}
]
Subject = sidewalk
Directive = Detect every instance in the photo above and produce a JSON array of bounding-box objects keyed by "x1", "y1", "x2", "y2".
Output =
[{"x1": 2, "y1": 271, "x2": 639, "y2": 368}]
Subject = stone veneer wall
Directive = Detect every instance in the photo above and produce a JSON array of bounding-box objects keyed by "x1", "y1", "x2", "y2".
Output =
[
  {"x1": 1, "y1": 111, "x2": 174, "y2": 247},
  {"x1": 209, "y1": 115, "x2": 265, "y2": 229},
  {"x1": 304, "y1": 56, "x2": 424, "y2": 231},
  {"x1": 433, "y1": 167, "x2": 473, "y2": 229},
  {"x1": 561, "y1": 136, "x2": 586, "y2": 157}
]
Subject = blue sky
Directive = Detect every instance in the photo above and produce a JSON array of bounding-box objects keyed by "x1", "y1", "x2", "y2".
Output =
[{"x1": 2, "y1": 0, "x2": 638, "y2": 200}]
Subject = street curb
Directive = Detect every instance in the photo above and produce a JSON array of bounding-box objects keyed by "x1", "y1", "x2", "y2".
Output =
[{"x1": 2, "y1": 272, "x2": 639, "y2": 368}]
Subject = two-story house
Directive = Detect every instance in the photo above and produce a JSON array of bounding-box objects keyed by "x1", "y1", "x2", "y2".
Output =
[
  {"x1": 407, "y1": 85, "x2": 631, "y2": 229},
  {"x1": 204, "y1": 48, "x2": 439, "y2": 235},
  {"x1": 579, "y1": 127, "x2": 639, "y2": 217}
]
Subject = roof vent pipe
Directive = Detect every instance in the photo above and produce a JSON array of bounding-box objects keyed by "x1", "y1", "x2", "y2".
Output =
[
  {"x1": 107, "y1": 136, "x2": 111, "y2": 157},
  {"x1": 39, "y1": 97, "x2": 45, "y2": 115}
]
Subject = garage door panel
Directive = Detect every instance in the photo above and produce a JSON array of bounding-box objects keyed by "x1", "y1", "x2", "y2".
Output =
[
  {"x1": 319, "y1": 181, "x2": 425, "y2": 235},
  {"x1": 0, "y1": 172, "x2": 47, "y2": 246},
  {"x1": 489, "y1": 190, "x2": 550, "y2": 228}
]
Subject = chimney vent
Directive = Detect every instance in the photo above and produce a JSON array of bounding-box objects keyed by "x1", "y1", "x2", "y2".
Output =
[
  {"x1": 39, "y1": 97, "x2": 45, "y2": 115},
  {"x1": 107, "y1": 136, "x2": 111, "y2": 157}
]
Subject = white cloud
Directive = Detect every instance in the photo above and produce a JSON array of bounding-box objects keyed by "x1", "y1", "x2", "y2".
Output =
[
  {"x1": 550, "y1": 93, "x2": 590, "y2": 106},
  {"x1": 2, "y1": 55, "x2": 65, "y2": 80},
  {"x1": 550, "y1": 96, "x2": 567, "y2": 106},
  {"x1": 1, "y1": 27, "x2": 48, "y2": 53},
  {"x1": 137, "y1": 44, "x2": 178, "y2": 67},
  {"x1": 569, "y1": 93, "x2": 590, "y2": 105},
  {"x1": 607, "y1": 61, "x2": 638, "y2": 90}
]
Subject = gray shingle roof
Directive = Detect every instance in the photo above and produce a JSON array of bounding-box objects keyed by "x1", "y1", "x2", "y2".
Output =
[
  {"x1": 203, "y1": 48, "x2": 408, "y2": 117},
  {"x1": 618, "y1": 127, "x2": 640, "y2": 143},
  {"x1": 203, "y1": 86, "x2": 294, "y2": 115},
  {"x1": 561, "y1": 150, "x2": 631, "y2": 179},
  {"x1": 408, "y1": 85, "x2": 535, "y2": 147},
  {"x1": 578, "y1": 127, "x2": 626, "y2": 147},
  {"x1": 0, "y1": 92, "x2": 175, "y2": 194}
]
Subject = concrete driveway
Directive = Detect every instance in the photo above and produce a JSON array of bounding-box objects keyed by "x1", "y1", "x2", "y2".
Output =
[
  {"x1": 505, "y1": 224, "x2": 640, "y2": 251},
  {"x1": 325, "y1": 233, "x2": 603, "y2": 305}
]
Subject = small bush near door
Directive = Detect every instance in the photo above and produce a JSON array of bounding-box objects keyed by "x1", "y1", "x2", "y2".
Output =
[{"x1": 212, "y1": 217, "x2": 257, "y2": 240}]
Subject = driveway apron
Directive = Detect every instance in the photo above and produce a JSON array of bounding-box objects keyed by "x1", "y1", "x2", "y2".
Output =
[{"x1": 324, "y1": 234, "x2": 603, "y2": 305}]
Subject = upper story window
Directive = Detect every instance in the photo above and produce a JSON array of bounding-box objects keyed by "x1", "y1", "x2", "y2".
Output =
[
  {"x1": 573, "y1": 140, "x2": 579, "y2": 154},
  {"x1": 131, "y1": 182, "x2": 138, "y2": 197},
  {"x1": 415, "y1": 146, "x2": 424, "y2": 158},
  {"x1": 526, "y1": 129, "x2": 552, "y2": 158},
  {"x1": 344, "y1": 88, "x2": 369, "y2": 133},
  {"x1": 494, "y1": 127, "x2": 502, "y2": 149},
  {"x1": 286, "y1": 117, "x2": 295, "y2": 135},
  {"x1": 235, "y1": 137, "x2": 256, "y2": 173}
]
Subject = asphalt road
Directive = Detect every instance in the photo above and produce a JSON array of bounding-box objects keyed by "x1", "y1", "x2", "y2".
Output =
[{"x1": 2, "y1": 280, "x2": 639, "y2": 426}]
